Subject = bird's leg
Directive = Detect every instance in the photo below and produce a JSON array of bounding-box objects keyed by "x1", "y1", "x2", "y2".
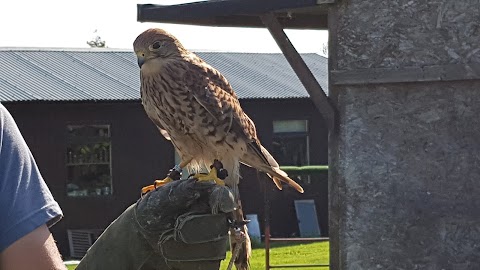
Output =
[
  {"x1": 192, "y1": 159, "x2": 227, "y2": 186},
  {"x1": 141, "y1": 158, "x2": 193, "y2": 195}
]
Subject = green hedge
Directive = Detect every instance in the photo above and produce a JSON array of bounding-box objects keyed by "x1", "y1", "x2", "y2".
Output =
[{"x1": 279, "y1": 165, "x2": 328, "y2": 175}]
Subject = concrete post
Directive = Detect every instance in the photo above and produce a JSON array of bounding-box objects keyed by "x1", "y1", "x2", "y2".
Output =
[{"x1": 329, "y1": 1, "x2": 480, "y2": 269}]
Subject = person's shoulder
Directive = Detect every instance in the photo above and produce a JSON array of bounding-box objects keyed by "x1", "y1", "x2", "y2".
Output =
[
  {"x1": 0, "y1": 103, "x2": 6, "y2": 135},
  {"x1": 0, "y1": 103, "x2": 10, "y2": 122},
  {"x1": 0, "y1": 103, "x2": 16, "y2": 128}
]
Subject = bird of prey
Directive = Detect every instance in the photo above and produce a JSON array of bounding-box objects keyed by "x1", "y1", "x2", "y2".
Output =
[{"x1": 134, "y1": 28, "x2": 304, "y2": 269}]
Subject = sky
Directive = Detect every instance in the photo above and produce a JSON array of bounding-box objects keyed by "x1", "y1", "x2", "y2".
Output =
[{"x1": 0, "y1": 0, "x2": 328, "y2": 53}]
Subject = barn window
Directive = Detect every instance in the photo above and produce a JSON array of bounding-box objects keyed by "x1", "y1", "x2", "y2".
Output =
[
  {"x1": 272, "y1": 120, "x2": 309, "y2": 166},
  {"x1": 66, "y1": 125, "x2": 112, "y2": 197}
]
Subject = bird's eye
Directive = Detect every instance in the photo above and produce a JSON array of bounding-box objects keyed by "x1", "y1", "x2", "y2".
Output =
[{"x1": 152, "y1": 41, "x2": 162, "y2": 50}]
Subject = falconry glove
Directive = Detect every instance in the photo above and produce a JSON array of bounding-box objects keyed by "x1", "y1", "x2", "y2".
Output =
[{"x1": 76, "y1": 178, "x2": 236, "y2": 270}]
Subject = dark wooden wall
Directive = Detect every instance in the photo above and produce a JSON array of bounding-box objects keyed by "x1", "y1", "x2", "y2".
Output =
[
  {"x1": 239, "y1": 98, "x2": 329, "y2": 238},
  {"x1": 4, "y1": 98, "x2": 327, "y2": 257}
]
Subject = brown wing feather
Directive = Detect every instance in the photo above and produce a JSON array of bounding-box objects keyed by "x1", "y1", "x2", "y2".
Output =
[{"x1": 183, "y1": 54, "x2": 256, "y2": 141}]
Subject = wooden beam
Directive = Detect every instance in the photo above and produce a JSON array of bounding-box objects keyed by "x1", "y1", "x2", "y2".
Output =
[
  {"x1": 331, "y1": 63, "x2": 480, "y2": 85},
  {"x1": 260, "y1": 13, "x2": 336, "y2": 131}
]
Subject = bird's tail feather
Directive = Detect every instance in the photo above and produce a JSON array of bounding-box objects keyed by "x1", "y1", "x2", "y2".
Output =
[{"x1": 251, "y1": 143, "x2": 304, "y2": 193}]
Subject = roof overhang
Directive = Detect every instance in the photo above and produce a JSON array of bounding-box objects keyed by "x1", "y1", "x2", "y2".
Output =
[{"x1": 137, "y1": 0, "x2": 332, "y2": 29}]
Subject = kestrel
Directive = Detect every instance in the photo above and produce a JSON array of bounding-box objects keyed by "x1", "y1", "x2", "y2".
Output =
[
  {"x1": 133, "y1": 28, "x2": 303, "y2": 196},
  {"x1": 134, "y1": 28, "x2": 304, "y2": 269}
]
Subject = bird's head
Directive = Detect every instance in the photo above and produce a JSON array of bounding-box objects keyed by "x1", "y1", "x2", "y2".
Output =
[{"x1": 133, "y1": 28, "x2": 186, "y2": 69}]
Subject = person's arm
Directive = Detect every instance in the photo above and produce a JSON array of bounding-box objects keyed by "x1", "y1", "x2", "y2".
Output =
[
  {"x1": 0, "y1": 103, "x2": 64, "y2": 268},
  {"x1": 0, "y1": 224, "x2": 66, "y2": 270}
]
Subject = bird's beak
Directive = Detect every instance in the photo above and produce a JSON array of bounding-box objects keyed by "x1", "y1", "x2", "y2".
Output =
[
  {"x1": 137, "y1": 55, "x2": 145, "y2": 68},
  {"x1": 136, "y1": 51, "x2": 145, "y2": 68}
]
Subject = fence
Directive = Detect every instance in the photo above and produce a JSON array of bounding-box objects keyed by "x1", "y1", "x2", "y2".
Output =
[{"x1": 264, "y1": 165, "x2": 329, "y2": 269}]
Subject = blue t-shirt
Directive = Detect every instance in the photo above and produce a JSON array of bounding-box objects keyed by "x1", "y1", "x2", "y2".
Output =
[{"x1": 0, "y1": 103, "x2": 63, "y2": 252}]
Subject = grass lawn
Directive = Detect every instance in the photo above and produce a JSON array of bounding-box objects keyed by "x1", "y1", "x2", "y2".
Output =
[
  {"x1": 221, "y1": 241, "x2": 329, "y2": 270},
  {"x1": 66, "y1": 241, "x2": 329, "y2": 270}
]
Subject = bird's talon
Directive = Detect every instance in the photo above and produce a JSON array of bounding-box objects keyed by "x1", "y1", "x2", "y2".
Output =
[
  {"x1": 141, "y1": 184, "x2": 155, "y2": 195},
  {"x1": 154, "y1": 177, "x2": 173, "y2": 188},
  {"x1": 140, "y1": 177, "x2": 173, "y2": 196},
  {"x1": 193, "y1": 167, "x2": 226, "y2": 186},
  {"x1": 215, "y1": 178, "x2": 226, "y2": 186}
]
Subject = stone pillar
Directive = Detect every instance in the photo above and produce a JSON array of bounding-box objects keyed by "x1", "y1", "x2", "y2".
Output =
[{"x1": 329, "y1": 1, "x2": 480, "y2": 269}]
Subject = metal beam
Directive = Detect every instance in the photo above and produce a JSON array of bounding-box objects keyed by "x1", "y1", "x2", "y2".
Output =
[
  {"x1": 137, "y1": 11, "x2": 327, "y2": 30},
  {"x1": 260, "y1": 13, "x2": 336, "y2": 131},
  {"x1": 138, "y1": 0, "x2": 320, "y2": 21},
  {"x1": 137, "y1": 0, "x2": 330, "y2": 29}
]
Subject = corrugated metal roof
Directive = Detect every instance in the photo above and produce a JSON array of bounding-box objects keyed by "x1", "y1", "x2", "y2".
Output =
[{"x1": 0, "y1": 48, "x2": 327, "y2": 102}]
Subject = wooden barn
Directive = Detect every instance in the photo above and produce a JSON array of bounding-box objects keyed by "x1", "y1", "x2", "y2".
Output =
[{"x1": 0, "y1": 48, "x2": 329, "y2": 257}]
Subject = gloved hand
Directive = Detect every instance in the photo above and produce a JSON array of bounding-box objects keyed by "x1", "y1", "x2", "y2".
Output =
[{"x1": 76, "y1": 178, "x2": 236, "y2": 270}]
